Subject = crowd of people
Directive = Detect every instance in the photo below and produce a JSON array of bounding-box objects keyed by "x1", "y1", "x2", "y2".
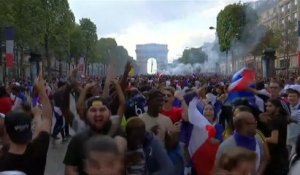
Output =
[{"x1": 0, "y1": 62, "x2": 300, "y2": 175}]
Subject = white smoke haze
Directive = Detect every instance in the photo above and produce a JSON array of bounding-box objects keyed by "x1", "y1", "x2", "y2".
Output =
[
  {"x1": 164, "y1": 63, "x2": 202, "y2": 75},
  {"x1": 202, "y1": 41, "x2": 225, "y2": 72},
  {"x1": 162, "y1": 2, "x2": 268, "y2": 75},
  {"x1": 230, "y1": 5, "x2": 266, "y2": 59}
]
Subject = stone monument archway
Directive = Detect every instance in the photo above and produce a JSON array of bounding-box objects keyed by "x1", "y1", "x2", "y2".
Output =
[{"x1": 136, "y1": 44, "x2": 168, "y2": 74}]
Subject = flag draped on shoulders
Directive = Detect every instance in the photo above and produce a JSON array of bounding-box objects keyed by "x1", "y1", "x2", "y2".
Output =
[{"x1": 188, "y1": 98, "x2": 219, "y2": 175}]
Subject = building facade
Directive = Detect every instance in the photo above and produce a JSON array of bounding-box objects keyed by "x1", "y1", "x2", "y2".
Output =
[{"x1": 254, "y1": 0, "x2": 299, "y2": 74}]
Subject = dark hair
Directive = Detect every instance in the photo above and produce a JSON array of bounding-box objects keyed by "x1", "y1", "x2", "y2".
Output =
[
  {"x1": 0, "y1": 86, "x2": 8, "y2": 98},
  {"x1": 232, "y1": 98, "x2": 250, "y2": 108},
  {"x1": 84, "y1": 136, "x2": 120, "y2": 158},
  {"x1": 234, "y1": 105, "x2": 253, "y2": 115},
  {"x1": 267, "y1": 98, "x2": 289, "y2": 118},
  {"x1": 287, "y1": 89, "x2": 300, "y2": 96},
  {"x1": 256, "y1": 81, "x2": 265, "y2": 90}
]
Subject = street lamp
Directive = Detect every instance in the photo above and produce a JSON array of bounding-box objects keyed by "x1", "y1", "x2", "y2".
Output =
[{"x1": 209, "y1": 26, "x2": 229, "y2": 75}]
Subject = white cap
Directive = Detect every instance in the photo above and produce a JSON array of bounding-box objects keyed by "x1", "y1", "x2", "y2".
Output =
[{"x1": 284, "y1": 84, "x2": 300, "y2": 93}]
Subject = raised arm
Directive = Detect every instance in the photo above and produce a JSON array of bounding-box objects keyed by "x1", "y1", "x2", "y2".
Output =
[
  {"x1": 111, "y1": 80, "x2": 126, "y2": 118},
  {"x1": 33, "y1": 68, "x2": 53, "y2": 134},
  {"x1": 188, "y1": 97, "x2": 210, "y2": 128},
  {"x1": 103, "y1": 65, "x2": 116, "y2": 97},
  {"x1": 174, "y1": 90, "x2": 188, "y2": 121},
  {"x1": 76, "y1": 82, "x2": 96, "y2": 120},
  {"x1": 120, "y1": 62, "x2": 132, "y2": 91}
]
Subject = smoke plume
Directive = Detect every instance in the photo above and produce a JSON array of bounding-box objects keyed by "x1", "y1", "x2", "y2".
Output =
[{"x1": 164, "y1": 63, "x2": 202, "y2": 75}]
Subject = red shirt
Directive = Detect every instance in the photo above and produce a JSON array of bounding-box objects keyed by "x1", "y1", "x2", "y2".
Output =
[
  {"x1": 0, "y1": 97, "x2": 13, "y2": 115},
  {"x1": 161, "y1": 107, "x2": 182, "y2": 123}
]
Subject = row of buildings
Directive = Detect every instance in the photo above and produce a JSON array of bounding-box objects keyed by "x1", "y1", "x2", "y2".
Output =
[{"x1": 219, "y1": 0, "x2": 300, "y2": 76}]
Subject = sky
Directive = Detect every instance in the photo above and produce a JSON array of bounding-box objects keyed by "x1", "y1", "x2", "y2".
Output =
[{"x1": 68, "y1": 0, "x2": 257, "y2": 62}]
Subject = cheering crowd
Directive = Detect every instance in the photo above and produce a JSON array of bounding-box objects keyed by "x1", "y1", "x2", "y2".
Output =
[{"x1": 0, "y1": 62, "x2": 300, "y2": 175}]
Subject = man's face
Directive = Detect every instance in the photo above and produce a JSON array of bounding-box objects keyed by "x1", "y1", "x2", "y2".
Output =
[
  {"x1": 85, "y1": 152, "x2": 123, "y2": 175},
  {"x1": 288, "y1": 92, "x2": 299, "y2": 106},
  {"x1": 163, "y1": 90, "x2": 174, "y2": 105},
  {"x1": 86, "y1": 101, "x2": 111, "y2": 131},
  {"x1": 148, "y1": 95, "x2": 164, "y2": 112},
  {"x1": 269, "y1": 82, "x2": 280, "y2": 97}
]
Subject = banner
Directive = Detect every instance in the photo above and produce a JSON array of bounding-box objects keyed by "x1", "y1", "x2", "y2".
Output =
[
  {"x1": 5, "y1": 27, "x2": 15, "y2": 68},
  {"x1": 78, "y1": 57, "x2": 85, "y2": 73}
]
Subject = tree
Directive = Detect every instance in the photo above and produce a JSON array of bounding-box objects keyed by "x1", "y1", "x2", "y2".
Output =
[
  {"x1": 95, "y1": 38, "x2": 131, "y2": 74},
  {"x1": 217, "y1": 3, "x2": 261, "y2": 72},
  {"x1": 179, "y1": 47, "x2": 208, "y2": 64},
  {"x1": 70, "y1": 24, "x2": 84, "y2": 63},
  {"x1": 277, "y1": 20, "x2": 298, "y2": 69},
  {"x1": 79, "y1": 18, "x2": 98, "y2": 74},
  {"x1": 251, "y1": 27, "x2": 281, "y2": 56},
  {"x1": 95, "y1": 38, "x2": 117, "y2": 64},
  {"x1": 39, "y1": 0, "x2": 75, "y2": 75},
  {"x1": 216, "y1": 3, "x2": 247, "y2": 53}
]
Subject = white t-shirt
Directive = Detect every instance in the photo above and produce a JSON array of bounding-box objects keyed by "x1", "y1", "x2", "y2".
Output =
[{"x1": 139, "y1": 112, "x2": 173, "y2": 141}]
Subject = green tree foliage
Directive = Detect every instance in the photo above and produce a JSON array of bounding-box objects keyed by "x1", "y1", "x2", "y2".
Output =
[
  {"x1": 70, "y1": 24, "x2": 84, "y2": 63},
  {"x1": 251, "y1": 27, "x2": 281, "y2": 56},
  {"x1": 79, "y1": 18, "x2": 98, "y2": 70},
  {"x1": 216, "y1": 3, "x2": 247, "y2": 53},
  {"x1": 39, "y1": 0, "x2": 75, "y2": 72},
  {"x1": 0, "y1": 0, "x2": 131, "y2": 77},
  {"x1": 95, "y1": 38, "x2": 118, "y2": 64},
  {"x1": 178, "y1": 47, "x2": 208, "y2": 64},
  {"x1": 95, "y1": 38, "x2": 131, "y2": 74}
]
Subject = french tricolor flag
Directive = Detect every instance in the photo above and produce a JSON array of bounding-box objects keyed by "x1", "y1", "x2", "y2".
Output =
[
  {"x1": 5, "y1": 27, "x2": 15, "y2": 68},
  {"x1": 187, "y1": 98, "x2": 219, "y2": 175}
]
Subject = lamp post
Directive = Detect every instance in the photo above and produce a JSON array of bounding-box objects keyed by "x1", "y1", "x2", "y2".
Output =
[{"x1": 209, "y1": 26, "x2": 228, "y2": 75}]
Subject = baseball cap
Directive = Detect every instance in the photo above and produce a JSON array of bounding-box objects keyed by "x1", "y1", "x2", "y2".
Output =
[
  {"x1": 85, "y1": 96, "x2": 110, "y2": 110},
  {"x1": 5, "y1": 112, "x2": 32, "y2": 144}
]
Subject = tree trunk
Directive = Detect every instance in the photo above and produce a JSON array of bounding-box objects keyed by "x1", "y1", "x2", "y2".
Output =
[
  {"x1": 44, "y1": 34, "x2": 50, "y2": 77},
  {"x1": 225, "y1": 50, "x2": 228, "y2": 75},
  {"x1": 20, "y1": 47, "x2": 25, "y2": 79},
  {"x1": 84, "y1": 58, "x2": 88, "y2": 76}
]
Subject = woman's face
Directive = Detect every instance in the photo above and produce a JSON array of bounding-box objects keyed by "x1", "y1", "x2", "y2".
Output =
[
  {"x1": 266, "y1": 101, "x2": 277, "y2": 114},
  {"x1": 203, "y1": 105, "x2": 214, "y2": 121}
]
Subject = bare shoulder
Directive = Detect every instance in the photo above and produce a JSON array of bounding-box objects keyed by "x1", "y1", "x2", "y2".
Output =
[{"x1": 114, "y1": 136, "x2": 127, "y2": 153}]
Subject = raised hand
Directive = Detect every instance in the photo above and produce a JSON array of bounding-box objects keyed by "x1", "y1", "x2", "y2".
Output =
[
  {"x1": 124, "y1": 61, "x2": 132, "y2": 73},
  {"x1": 34, "y1": 65, "x2": 46, "y2": 95},
  {"x1": 84, "y1": 82, "x2": 97, "y2": 90}
]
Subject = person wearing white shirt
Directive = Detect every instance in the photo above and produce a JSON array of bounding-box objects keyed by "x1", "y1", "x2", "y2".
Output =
[{"x1": 286, "y1": 88, "x2": 300, "y2": 157}]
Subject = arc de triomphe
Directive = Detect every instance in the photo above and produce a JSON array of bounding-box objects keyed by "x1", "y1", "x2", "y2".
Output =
[{"x1": 135, "y1": 44, "x2": 168, "y2": 74}]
